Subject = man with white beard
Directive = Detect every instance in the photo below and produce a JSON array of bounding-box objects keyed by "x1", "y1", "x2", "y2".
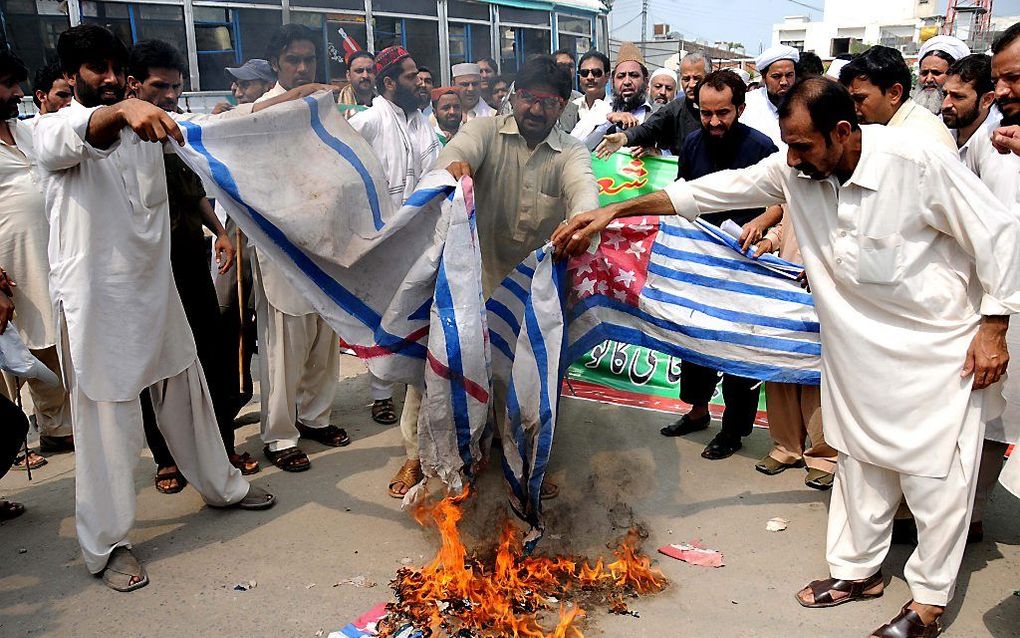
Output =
[{"x1": 915, "y1": 35, "x2": 971, "y2": 115}]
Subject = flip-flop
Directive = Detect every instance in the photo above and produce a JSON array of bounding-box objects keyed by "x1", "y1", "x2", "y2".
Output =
[{"x1": 101, "y1": 547, "x2": 149, "y2": 592}]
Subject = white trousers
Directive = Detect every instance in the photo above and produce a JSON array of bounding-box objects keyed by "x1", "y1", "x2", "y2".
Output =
[
  {"x1": 1, "y1": 345, "x2": 72, "y2": 438},
  {"x1": 370, "y1": 374, "x2": 393, "y2": 401},
  {"x1": 255, "y1": 295, "x2": 338, "y2": 451},
  {"x1": 60, "y1": 323, "x2": 249, "y2": 573},
  {"x1": 826, "y1": 444, "x2": 981, "y2": 606},
  {"x1": 399, "y1": 385, "x2": 422, "y2": 460}
]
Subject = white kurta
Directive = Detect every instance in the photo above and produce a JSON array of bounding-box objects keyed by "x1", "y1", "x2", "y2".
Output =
[
  {"x1": 465, "y1": 98, "x2": 495, "y2": 120},
  {"x1": 349, "y1": 96, "x2": 440, "y2": 208},
  {"x1": 665, "y1": 125, "x2": 1020, "y2": 477},
  {"x1": 887, "y1": 98, "x2": 957, "y2": 153},
  {"x1": 956, "y1": 107, "x2": 1020, "y2": 445},
  {"x1": 33, "y1": 101, "x2": 196, "y2": 402},
  {"x1": 740, "y1": 87, "x2": 785, "y2": 150},
  {"x1": 0, "y1": 118, "x2": 57, "y2": 349}
]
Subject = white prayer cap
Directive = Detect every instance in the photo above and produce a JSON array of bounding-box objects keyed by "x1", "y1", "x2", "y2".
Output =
[
  {"x1": 755, "y1": 44, "x2": 800, "y2": 72},
  {"x1": 825, "y1": 58, "x2": 849, "y2": 80},
  {"x1": 918, "y1": 35, "x2": 971, "y2": 63},
  {"x1": 452, "y1": 62, "x2": 481, "y2": 77},
  {"x1": 650, "y1": 67, "x2": 677, "y2": 83},
  {"x1": 731, "y1": 68, "x2": 751, "y2": 84}
]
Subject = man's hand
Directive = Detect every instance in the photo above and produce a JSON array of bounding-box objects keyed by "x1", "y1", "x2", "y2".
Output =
[
  {"x1": 607, "y1": 112, "x2": 639, "y2": 129},
  {"x1": 753, "y1": 237, "x2": 775, "y2": 259},
  {"x1": 214, "y1": 233, "x2": 235, "y2": 274},
  {"x1": 595, "y1": 132, "x2": 628, "y2": 159},
  {"x1": 251, "y1": 84, "x2": 342, "y2": 113},
  {"x1": 992, "y1": 125, "x2": 1020, "y2": 156},
  {"x1": 0, "y1": 287, "x2": 12, "y2": 335},
  {"x1": 631, "y1": 146, "x2": 660, "y2": 159},
  {"x1": 963, "y1": 316, "x2": 1010, "y2": 390},
  {"x1": 739, "y1": 216, "x2": 773, "y2": 252},
  {"x1": 446, "y1": 161, "x2": 473, "y2": 180},
  {"x1": 0, "y1": 267, "x2": 16, "y2": 298},
  {"x1": 116, "y1": 98, "x2": 185, "y2": 145},
  {"x1": 551, "y1": 206, "x2": 620, "y2": 258},
  {"x1": 796, "y1": 271, "x2": 810, "y2": 292},
  {"x1": 211, "y1": 102, "x2": 234, "y2": 115}
]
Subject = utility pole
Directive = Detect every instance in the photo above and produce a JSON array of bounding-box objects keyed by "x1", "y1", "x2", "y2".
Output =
[{"x1": 641, "y1": 0, "x2": 648, "y2": 55}]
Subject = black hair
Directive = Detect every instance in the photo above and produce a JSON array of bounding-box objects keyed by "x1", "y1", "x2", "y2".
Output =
[
  {"x1": 920, "y1": 49, "x2": 956, "y2": 67},
  {"x1": 516, "y1": 55, "x2": 572, "y2": 100},
  {"x1": 128, "y1": 40, "x2": 187, "y2": 83},
  {"x1": 32, "y1": 62, "x2": 64, "y2": 107},
  {"x1": 696, "y1": 69, "x2": 747, "y2": 107},
  {"x1": 417, "y1": 65, "x2": 432, "y2": 77},
  {"x1": 491, "y1": 75, "x2": 510, "y2": 88},
  {"x1": 475, "y1": 56, "x2": 497, "y2": 69},
  {"x1": 553, "y1": 48, "x2": 576, "y2": 64},
  {"x1": 779, "y1": 76, "x2": 860, "y2": 144},
  {"x1": 0, "y1": 48, "x2": 28, "y2": 84},
  {"x1": 838, "y1": 45, "x2": 912, "y2": 100},
  {"x1": 578, "y1": 49, "x2": 611, "y2": 74},
  {"x1": 56, "y1": 24, "x2": 128, "y2": 77},
  {"x1": 797, "y1": 51, "x2": 824, "y2": 77},
  {"x1": 375, "y1": 57, "x2": 410, "y2": 94},
  {"x1": 992, "y1": 22, "x2": 1020, "y2": 54},
  {"x1": 265, "y1": 23, "x2": 318, "y2": 62},
  {"x1": 346, "y1": 50, "x2": 374, "y2": 68},
  {"x1": 834, "y1": 53, "x2": 854, "y2": 61},
  {"x1": 948, "y1": 53, "x2": 994, "y2": 96}
]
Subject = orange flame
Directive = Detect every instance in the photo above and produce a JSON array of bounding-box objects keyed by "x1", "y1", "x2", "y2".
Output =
[{"x1": 382, "y1": 490, "x2": 667, "y2": 637}]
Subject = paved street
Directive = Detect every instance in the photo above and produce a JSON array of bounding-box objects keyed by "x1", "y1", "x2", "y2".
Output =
[{"x1": 1, "y1": 357, "x2": 1018, "y2": 637}]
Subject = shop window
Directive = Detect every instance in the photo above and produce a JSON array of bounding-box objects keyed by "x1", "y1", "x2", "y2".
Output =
[
  {"x1": 373, "y1": 15, "x2": 439, "y2": 78},
  {"x1": 0, "y1": 0, "x2": 68, "y2": 86},
  {"x1": 449, "y1": 22, "x2": 490, "y2": 66}
]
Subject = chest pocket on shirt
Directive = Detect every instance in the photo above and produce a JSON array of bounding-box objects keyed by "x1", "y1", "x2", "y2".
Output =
[
  {"x1": 857, "y1": 233, "x2": 903, "y2": 285},
  {"x1": 515, "y1": 192, "x2": 561, "y2": 242}
]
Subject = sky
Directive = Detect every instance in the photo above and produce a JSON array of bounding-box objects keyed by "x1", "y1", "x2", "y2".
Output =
[{"x1": 607, "y1": 0, "x2": 1020, "y2": 55}]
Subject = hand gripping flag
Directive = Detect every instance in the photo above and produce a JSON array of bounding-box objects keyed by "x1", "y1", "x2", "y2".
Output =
[{"x1": 172, "y1": 92, "x2": 489, "y2": 489}]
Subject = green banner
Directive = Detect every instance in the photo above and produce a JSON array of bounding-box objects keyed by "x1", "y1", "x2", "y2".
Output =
[{"x1": 565, "y1": 153, "x2": 766, "y2": 414}]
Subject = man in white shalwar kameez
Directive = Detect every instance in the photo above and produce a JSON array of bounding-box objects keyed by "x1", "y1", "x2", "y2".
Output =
[
  {"x1": 0, "y1": 51, "x2": 73, "y2": 463},
  {"x1": 248, "y1": 24, "x2": 351, "y2": 472},
  {"x1": 33, "y1": 24, "x2": 284, "y2": 591},
  {"x1": 350, "y1": 45, "x2": 440, "y2": 498},
  {"x1": 943, "y1": 52, "x2": 1019, "y2": 542},
  {"x1": 553, "y1": 77, "x2": 1020, "y2": 637}
]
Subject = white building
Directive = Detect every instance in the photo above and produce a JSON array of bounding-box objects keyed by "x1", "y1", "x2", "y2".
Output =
[{"x1": 772, "y1": 0, "x2": 942, "y2": 57}]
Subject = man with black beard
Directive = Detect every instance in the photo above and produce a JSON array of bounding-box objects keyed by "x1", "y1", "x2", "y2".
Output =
[
  {"x1": 570, "y1": 42, "x2": 658, "y2": 150},
  {"x1": 349, "y1": 46, "x2": 441, "y2": 499},
  {"x1": 916, "y1": 35, "x2": 971, "y2": 115},
  {"x1": 656, "y1": 70, "x2": 779, "y2": 461}
]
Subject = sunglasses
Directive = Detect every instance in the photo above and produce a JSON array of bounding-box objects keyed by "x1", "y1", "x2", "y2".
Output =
[
  {"x1": 516, "y1": 89, "x2": 565, "y2": 110},
  {"x1": 578, "y1": 69, "x2": 605, "y2": 78}
]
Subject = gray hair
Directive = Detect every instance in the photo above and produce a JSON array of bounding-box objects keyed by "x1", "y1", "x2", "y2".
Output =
[{"x1": 682, "y1": 52, "x2": 713, "y2": 73}]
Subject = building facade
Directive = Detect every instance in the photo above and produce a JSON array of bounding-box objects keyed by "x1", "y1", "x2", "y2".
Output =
[{"x1": 1, "y1": 0, "x2": 608, "y2": 91}]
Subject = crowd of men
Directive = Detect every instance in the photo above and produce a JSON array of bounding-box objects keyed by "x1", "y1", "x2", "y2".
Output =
[{"x1": 2, "y1": 18, "x2": 1020, "y2": 638}]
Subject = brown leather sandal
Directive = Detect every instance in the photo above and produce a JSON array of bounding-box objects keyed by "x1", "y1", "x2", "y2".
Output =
[
  {"x1": 371, "y1": 399, "x2": 398, "y2": 425},
  {"x1": 870, "y1": 604, "x2": 943, "y2": 637},
  {"x1": 388, "y1": 460, "x2": 423, "y2": 498},
  {"x1": 796, "y1": 570, "x2": 884, "y2": 608},
  {"x1": 263, "y1": 446, "x2": 311, "y2": 472}
]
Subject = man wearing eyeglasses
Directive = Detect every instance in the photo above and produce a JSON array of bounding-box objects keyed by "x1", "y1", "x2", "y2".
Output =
[{"x1": 439, "y1": 56, "x2": 599, "y2": 498}]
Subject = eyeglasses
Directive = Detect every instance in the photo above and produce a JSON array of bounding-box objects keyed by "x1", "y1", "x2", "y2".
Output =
[
  {"x1": 516, "y1": 89, "x2": 565, "y2": 110},
  {"x1": 578, "y1": 69, "x2": 605, "y2": 78}
]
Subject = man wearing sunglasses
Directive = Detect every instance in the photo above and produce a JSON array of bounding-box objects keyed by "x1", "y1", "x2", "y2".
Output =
[
  {"x1": 575, "y1": 50, "x2": 610, "y2": 119},
  {"x1": 438, "y1": 55, "x2": 599, "y2": 499}
]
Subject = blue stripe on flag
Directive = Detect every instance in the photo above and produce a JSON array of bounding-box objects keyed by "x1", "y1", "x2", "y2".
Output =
[
  {"x1": 660, "y1": 221, "x2": 805, "y2": 275},
  {"x1": 179, "y1": 120, "x2": 428, "y2": 358},
  {"x1": 434, "y1": 261, "x2": 474, "y2": 470},
  {"x1": 635, "y1": 287, "x2": 820, "y2": 333},
  {"x1": 501, "y1": 277, "x2": 529, "y2": 305},
  {"x1": 485, "y1": 299, "x2": 522, "y2": 339},
  {"x1": 521, "y1": 258, "x2": 555, "y2": 518},
  {"x1": 647, "y1": 262, "x2": 815, "y2": 305},
  {"x1": 651, "y1": 242, "x2": 800, "y2": 283},
  {"x1": 515, "y1": 263, "x2": 536, "y2": 278},
  {"x1": 406, "y1": 185, "x2": 455, "y2": 208},
  {"x1": 569, "y1": 324, "x2": 821, "y2": 385},
  {"x1": 572, "y1": 295, "x2": 821, "y2": 355},
  {"x1": 489, "y1": 328, "x2": 515, "y2": 361}
]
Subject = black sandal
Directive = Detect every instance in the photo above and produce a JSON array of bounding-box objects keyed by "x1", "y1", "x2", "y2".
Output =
[
  {"x1": 0, "y1": 499, "x2": 26, "y2": 521},
  {"x1": 296, "y1": 423, "x2": 351, "y2": 447},
  {"x1": 870, "y1": 603, "x2": 943, "y2": 637},
  {"x1": 263, "y1": 446, "x2": 311, "y2": 472},
  {"x1": 371, "y1": 398, "x2": 398, "y2": 425},
  {"x1": 797, "y1": 570, "x2": 884, "y2": 608},
  {"x1": 154, "y1": 467, "x2": 187, "y2": 494},
  {"x1": 229, "y1": 452, "x2": 261, "y2": 476}
]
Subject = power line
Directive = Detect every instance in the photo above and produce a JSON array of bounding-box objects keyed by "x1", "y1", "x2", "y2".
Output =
[
  {"x1": 610, "y1": 11, "x2": 644, "y2": 32},
  {"x1": 786, "y1": 0, "x2": 824, "y2": 12}
]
